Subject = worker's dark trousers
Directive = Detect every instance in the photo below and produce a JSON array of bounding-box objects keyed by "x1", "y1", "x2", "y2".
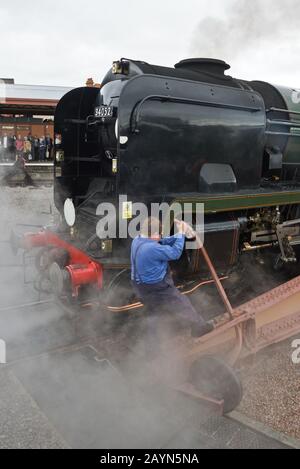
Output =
[{"x1": 132, "y1": 273, "x2": 206, "y2": 334}]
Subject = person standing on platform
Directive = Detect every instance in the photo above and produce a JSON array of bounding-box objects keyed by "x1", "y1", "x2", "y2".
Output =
[
  {"x1": 45, "y1": 135, "x2": 53, "y2": 160},
  {"x1": 2, "y1": 134, "x2": 8, "y2": 161},
  {"x1": 1, "y1": 133, "x2": 10, "y2": 161},
  {"x1": 32, "y1": 136, "x2": 39, "y2": 161},
  {"x1": 39, "y1": 137, "x2": 46, "y2": 161},
  {"x1": 0, "y1": 137, "x2": 3, "y2": 162},
  {"x1": 15, "y1": 135, "x2": 24, "y2": 160},
  {"x1": 24, "y1": 137, "x2": 32, "y2": 161}
]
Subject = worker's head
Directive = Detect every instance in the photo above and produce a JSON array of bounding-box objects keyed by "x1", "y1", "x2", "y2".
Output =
[{"x1": 141, "y1": 217, "x2": 162, "y2": 241}]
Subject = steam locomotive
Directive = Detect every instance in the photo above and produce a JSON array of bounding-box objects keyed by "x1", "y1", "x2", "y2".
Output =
[{"x1": 14, "y1": 58, "x2": 300, "y2": 302}]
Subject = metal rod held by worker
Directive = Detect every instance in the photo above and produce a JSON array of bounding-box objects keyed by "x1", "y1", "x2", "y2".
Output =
[{"x1": 195, "y1": 233, "x2": 234, "y2": 319}]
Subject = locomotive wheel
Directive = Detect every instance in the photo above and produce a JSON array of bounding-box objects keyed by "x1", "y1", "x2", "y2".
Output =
[
  {"x1": 35, "y1": 247, "x2": 52, "y2": 273},
  {"x1": 49, "y1": 262, "x2": 66, "y2": 297},
  {"x1": 104, "y1": 269, "x2": 135, "y2": 309},
  {"x1": 189, "y1": 355, "x2": 243, "y2": 414}
]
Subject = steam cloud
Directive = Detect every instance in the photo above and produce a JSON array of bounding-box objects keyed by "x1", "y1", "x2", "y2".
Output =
[
  {"x1": 191, "y1": 0, "x2": 300, "y2": 62},
  {"x1": 0, "y1": 185, "x2": 203, "y2": 449}
]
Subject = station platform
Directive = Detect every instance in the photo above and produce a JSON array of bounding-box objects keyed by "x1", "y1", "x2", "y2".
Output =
[{"x1": 0, "y1": 162, "x2": 56, "y2": 185}]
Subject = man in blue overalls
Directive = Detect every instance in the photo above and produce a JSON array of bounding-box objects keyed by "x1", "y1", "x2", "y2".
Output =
[{"x1": 131, "y1": 217, "x2": 214, "y2": 338}]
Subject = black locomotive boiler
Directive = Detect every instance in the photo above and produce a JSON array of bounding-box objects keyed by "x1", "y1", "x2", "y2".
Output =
[{"x1": 14, "y1": 58, "x2": 300, "y2": 301}]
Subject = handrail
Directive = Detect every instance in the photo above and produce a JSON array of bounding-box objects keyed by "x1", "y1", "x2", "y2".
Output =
[
  {"x1": 131, "y1": 94, "x2": 262, "y2": 134},
  {"x1": 266, "y1": 107, "x2": 300, "y2": 116},
  {"x1": 267, "y1": 119, "x2": 300, "y2": 128},
  {"x1": 266, "y1": 131, "x2": 300, "y2": 137}
]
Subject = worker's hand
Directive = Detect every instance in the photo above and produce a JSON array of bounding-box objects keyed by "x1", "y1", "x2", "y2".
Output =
[
  {"x1": 174, "y1": 219, "x2": 184, "y2": 234},
  {"x1": 174, "y1": 219, "x2": 196, "y2": 238}
]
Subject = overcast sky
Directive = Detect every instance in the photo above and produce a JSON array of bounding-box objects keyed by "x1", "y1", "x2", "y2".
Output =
[{"x1": 1, "y1": 0, "x2": 300, "y2": 88}]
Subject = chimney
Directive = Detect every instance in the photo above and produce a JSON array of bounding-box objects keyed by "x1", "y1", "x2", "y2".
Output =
[{"x1": 175, "y1": 59, "x2": 230, "y2": 76}]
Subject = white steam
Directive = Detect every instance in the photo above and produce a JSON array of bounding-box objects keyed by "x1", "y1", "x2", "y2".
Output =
[{"x1": 191, "y1": 0, "x2": 300, "y2": 84}]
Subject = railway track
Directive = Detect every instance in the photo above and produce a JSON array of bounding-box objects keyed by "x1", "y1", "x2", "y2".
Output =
[{"x1": 0, "y1": 162, "x2": 55, "y2": 185}]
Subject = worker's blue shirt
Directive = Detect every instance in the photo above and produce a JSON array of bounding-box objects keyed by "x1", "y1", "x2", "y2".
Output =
[{"x1": 131, "y1": 235, "x2": 185, "y2": 285}]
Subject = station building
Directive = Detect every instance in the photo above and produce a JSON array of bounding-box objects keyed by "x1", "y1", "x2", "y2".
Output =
[{"x1": 0, "y1": 78, "x2": 73, "y2": 140}]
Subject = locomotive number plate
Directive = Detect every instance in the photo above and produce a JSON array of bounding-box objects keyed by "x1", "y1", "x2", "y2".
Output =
[{"x1": 95, "y1": 106, "x2": 114, "y2": 118}]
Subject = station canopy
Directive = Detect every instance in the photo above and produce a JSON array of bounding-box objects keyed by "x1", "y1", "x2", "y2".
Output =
[{"x1": 0, "y1": 79, "x2": 73, "y2": 116}]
